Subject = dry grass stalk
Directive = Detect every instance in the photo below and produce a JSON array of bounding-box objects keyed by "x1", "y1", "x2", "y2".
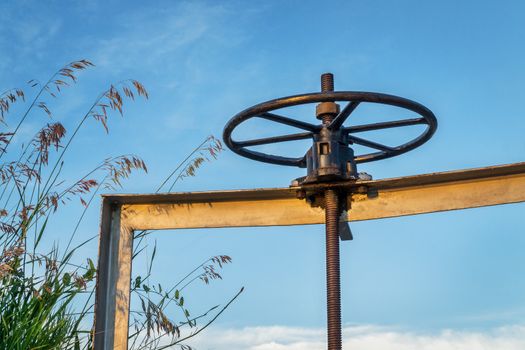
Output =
[{"x1": 1, "y1": 59, "x2": 238, "y2": 350}]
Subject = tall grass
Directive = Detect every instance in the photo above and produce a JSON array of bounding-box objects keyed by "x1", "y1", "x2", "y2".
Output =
[{"x1": 0, "y1": 61, "x2": 240, "y2": 349}]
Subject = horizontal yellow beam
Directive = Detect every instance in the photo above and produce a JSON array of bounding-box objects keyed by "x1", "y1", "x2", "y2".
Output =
[
  {"x1": 108, "y1": 162, "x2": 525, "y2": 230},
  {"x1": 349, "y1": 169, "x2": 525, "y2": 221},
  {"x1": 121, "y1": 195, "x2": 324, "y2": 230}
]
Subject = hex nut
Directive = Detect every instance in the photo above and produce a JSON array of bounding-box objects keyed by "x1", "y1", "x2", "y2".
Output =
[{"x1": 316, "y1": 102, "x2": 340, "y2": 118}]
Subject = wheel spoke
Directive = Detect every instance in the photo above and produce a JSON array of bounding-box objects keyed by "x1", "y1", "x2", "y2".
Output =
[
  {"x1": 348, "y1": 135, "x2": 394, "y2": 152},
  {"x1": 235, "y1": 132, "x2": 313, "y2": 147},
  {"x1": 329, "y1": 101, "x2": 360, "y2": 129},
  {"x1": 258, "y1": 112, "x2": 319, "y2": 132},
  {"x1": 345, "y1": 117, "x2": 426, "y2": 133}
]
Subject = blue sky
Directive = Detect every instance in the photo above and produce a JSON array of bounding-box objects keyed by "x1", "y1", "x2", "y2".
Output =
[{"x1": 2, "y1": 1, "x2": 525, "y2": 348}]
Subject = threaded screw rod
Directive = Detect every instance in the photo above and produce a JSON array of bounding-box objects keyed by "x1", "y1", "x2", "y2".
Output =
[
  {"x1": 320, "y1": 72, "x2": 343, "y2": 350},
  {"x1": 321, "y1": 72, "x2": 335, "y2": 93},
  {"x1": 324, "y1": 189, "x2": 342, "y2": 350},
  {"x1": 320, "y1": 73, "x2": 335, "y2": 125}
]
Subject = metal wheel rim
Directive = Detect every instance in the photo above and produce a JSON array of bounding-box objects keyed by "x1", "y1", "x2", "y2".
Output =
[{"x1": 223, "y1": 91, "x2": 437, "y2": 167}]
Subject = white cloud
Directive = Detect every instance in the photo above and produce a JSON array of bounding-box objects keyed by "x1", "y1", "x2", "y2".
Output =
[{"x1": 178, "y1": 324, "x2": 525, "y2": 350}]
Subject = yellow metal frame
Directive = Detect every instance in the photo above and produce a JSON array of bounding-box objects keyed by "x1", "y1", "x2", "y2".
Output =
[{"x1": 93, "y1": 162, "x2": 525, "y2": 349}]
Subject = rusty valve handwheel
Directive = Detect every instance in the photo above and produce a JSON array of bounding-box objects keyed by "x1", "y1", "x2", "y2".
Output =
[
  {"x1": 223, "y1": 75, "x2": 438, "y2": 350},
  {"x1": 223, "y1": 91, "x2": 437, "y2": 167}
]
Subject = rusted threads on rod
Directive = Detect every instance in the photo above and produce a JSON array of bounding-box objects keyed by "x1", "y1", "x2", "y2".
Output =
[
  {"x1": 321, "y1": 72, "x2": 335, "y2": 93},
  {"x1": 324, "y1": 188, "x2": 342, "y2": 350},
  {"x1": 320, "y1": 73, "x2": 343, "y2": 350},
  {"x1": 319, "y1": 73, "x2": 339, "y2": 125}
]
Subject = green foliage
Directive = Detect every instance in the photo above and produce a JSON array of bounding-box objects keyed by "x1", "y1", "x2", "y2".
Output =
[{"x1": 0, "y1": 250, "x2": 96, "y2": 349}]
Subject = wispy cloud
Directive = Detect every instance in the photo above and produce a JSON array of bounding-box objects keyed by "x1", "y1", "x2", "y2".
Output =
[
  {"x1": 79, "y1": 1, "x2": 263, "y2": 135},
  {"x1": 0, "y1": 3, "x2": 62, "y2": 71},
  {"x1": 180, "y1": 324, "x2": 525, "y2": 350},
  {"x1": 92, "y1": 1, "x2": 236, "y2": 74}
]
